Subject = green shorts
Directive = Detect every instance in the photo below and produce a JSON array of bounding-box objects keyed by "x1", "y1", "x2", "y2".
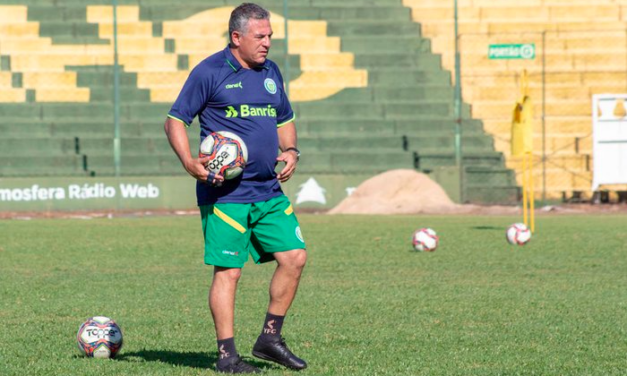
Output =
[{"x1": 200, "y1": 195, "x2": 306, "y2": 268}]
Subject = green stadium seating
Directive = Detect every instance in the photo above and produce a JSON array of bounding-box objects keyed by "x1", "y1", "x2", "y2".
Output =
[{"x1": 0, "y1": 0, "x2": 519, "y2": 204}]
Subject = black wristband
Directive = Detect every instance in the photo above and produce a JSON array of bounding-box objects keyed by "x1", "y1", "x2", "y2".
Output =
[{"x1": 284, "y1": 147, "x2": 301, "y2": 160}]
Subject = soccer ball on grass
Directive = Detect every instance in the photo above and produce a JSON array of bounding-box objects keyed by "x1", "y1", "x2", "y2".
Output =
[
  {"x1": 199, "y1": 131, "x2": 248, "y2": 180},
  {"x1": 77, "y1": 316, "x2": 123, "y2": 358},
  {"x1": 506, "y1": 223, "x2": 531, "y2": 245},
  {"x1": 412, "y1": 228, "x2": 439, "y2": 252}
]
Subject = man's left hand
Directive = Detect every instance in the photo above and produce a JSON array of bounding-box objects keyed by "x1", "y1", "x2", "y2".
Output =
[{"x1": 276, "y1": 150, "x2": 298, "y2": 183}]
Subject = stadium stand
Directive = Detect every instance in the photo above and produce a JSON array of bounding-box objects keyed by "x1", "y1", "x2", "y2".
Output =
[
  {"x1": 0, "y1": 0, "x2": 519, "y2": 204},
  {"x1": 405, "y1": 0, "x2": 627, "y2": 199}
]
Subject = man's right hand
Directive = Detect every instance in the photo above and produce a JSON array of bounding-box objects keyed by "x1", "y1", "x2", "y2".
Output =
[{"x1": 185, "y1": 156, "x2": 224, "y2": 186}]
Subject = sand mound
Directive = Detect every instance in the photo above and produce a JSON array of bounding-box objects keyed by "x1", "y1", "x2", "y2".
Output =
[
  {"x1": 328, "y1": 169, "x2": 523, "y2": 215},
  {"x1": 328, "y1": 169, "x2": 461, "y2": 215}
]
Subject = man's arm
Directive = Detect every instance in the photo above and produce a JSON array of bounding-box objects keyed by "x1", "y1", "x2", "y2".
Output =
[
  {"x1": 164, "y1": 117, "x2": 220, "y2": 183},
  {"x1": 276, "y1": 122, "x2": 298, "y2": 183}
]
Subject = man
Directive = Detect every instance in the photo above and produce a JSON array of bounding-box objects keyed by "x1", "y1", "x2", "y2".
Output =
[{"x1": 164, "y1": 3, "x2": 307, "y2": 374}]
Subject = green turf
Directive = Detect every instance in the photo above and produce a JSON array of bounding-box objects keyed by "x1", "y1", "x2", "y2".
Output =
[{"x1": 0, "y1": 214, "x2": 626, "y2": 375}]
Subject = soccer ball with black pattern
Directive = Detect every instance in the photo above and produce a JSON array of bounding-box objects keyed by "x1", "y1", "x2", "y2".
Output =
[
  {"x1": 506, "y1": 223, "x2": 531, "y2": 245},
  {"x1": 77, "y1": 316, "x2": 123, "y2": 358},
  {"x1": 200, "y1": 131, "x2": 248, "y2": 180},
  {"x1": 412, "y1": 228, "x2": 438, "y2": 252}
]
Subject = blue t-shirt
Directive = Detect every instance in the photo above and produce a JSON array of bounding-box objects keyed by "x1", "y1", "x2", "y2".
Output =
[{"x1": 168, "y1": 47, "x2": 295, "y2": 205}]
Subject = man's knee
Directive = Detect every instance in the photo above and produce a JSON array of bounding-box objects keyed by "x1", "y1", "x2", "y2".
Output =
[
  {"x1": 293, "y1": 249, "x2": 307, "y2": 269},
  {"x1": 214, "y1": 266, "x2": 242, "y2": 282},
  {"x1": 277, "y1": 249, "x2": 307, "y2": 270}
]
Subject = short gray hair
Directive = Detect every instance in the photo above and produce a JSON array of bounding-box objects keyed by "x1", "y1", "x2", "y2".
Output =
[{"x1": 228, "y1": 3, "x2": 270, "y2": 45}]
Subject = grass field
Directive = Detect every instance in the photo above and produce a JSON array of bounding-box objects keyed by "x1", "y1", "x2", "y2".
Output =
[{"x1": 1, "y1": 213, "x2": 626, "y2": 375}]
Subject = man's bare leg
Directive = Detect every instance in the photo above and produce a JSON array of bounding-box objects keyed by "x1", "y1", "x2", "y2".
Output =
[
  {"x1": 268, "y1": 249, "x2": 307, "y2": 315},
  {"x1": 210, "y1": 267, "x2": 259, "y2": 373},
  {"x1": 210, "y1": 266, "x2": 241, "y2": 340},
  {"x1": 252, "y1": 249, "x2": 308, "y2": 370}
]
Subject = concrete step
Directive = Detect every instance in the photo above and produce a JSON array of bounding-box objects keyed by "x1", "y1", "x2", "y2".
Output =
[
  {"x1": 298, "y1": 118, "x2": 486, "y2": 136},
  {"x1": 0, "y1": 137, "x2": 77, "y2": 156},
  {"x1": 327, "y1": 20, "x2": 422, "y2": 37},
  {"x1": 296, "y1": 150, "x2": 416, "y2": 174},
  {"x1": 83, "y1": 153, "x2": 183, "y2": 176},
  {"x1": 414, "y1": 150, "x2": 505, "y2": 171},
  {"x1": 465, "y1": 166, "x2": 517, "y2": 186},
  {"x1": 328, "y1": 85, "x2": 455, "y2": 103},
  {"x1": 0, "y1": 155, "x2": 86, "y2": 177},
  {"x1": 367, "y1": 69, "x2": 451, "y2": 86},
  {"x1": 0, "y1": 119, "x2": 193, "y2": 138},
  {"x1": 341, "y1": 36, "x2": 432, "y2": 54},
  {"x1": 292, "y1": 102, "x2": 472, "y2": 119},
  {"x1": 355, "y1": 53, "x2": 442, "y2": 70},
  {"x1": 465, "y1": 185, "x2": 520, "y2": 205}
]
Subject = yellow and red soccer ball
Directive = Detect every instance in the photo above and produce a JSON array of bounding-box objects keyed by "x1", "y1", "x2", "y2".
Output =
[
  {"x1": 199, "y1": 131, "x2": 248, "y2": 180},
  {"x1": 506, "y1": 223, "x2": 532, "y2": 245},
  {"x1": 412, "y1": 228, "x2": 439, "y2": 252},
  {"x1": 77, "y1": 316, "x2": 123, "y2": 358}
]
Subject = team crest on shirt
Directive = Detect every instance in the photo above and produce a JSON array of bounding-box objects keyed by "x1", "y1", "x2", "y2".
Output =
[{"x1": 264, "y1": 78, "x2": 277, "y2": 94}]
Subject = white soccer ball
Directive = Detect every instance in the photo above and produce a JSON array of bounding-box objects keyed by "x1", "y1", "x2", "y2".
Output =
[
  {"x1": 77, "y1": 316, "x2": 123, "y2": 358},
  {"x1": 199, "y1": 131, "x2": 248, "y2": 180},
  {"x1": 506, "y1": 223, "x2": 532, "y2": 245},
  {"x1": 412, "y1": 228, "x2": 438, "y2": 252}
]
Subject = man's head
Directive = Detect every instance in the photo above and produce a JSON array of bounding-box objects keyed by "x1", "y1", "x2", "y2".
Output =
[{"x1": 229, "y1": 3, "x2": 272, "y2": 69}]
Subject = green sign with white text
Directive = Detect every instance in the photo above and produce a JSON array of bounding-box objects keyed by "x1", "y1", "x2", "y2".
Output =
[
  {"x1": 488, "y1": 44, "x2": 536, "y2": 59},
  {"x1": 0, "y1": 175, "x2": 376, "y2": 212}
]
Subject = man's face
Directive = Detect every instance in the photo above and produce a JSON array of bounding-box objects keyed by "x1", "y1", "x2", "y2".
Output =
[{"x1": 232, "y1": 18, "x2": 272, "y2": 69}]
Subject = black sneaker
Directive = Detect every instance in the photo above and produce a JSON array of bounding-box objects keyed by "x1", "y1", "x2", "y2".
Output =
[
  {"x1": 215, "y1": 354, "x2": 262, "y2": 374},
  {"x1": 252, "y1": 336, "x2": 307, "y2": 370}
]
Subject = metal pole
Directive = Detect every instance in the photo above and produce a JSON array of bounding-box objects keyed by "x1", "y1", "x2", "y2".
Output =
[
  {"x1": 454, "y1": 0, "x2": 463, "y2": 202},
  {"x1": 283, "y1": 0, "x2": 290, "y2": 97},
  {"x1": 541, "y1": 31, "x2": 546, "y2": 202},
  {"x1": 113, "y1": 0, "x2": 121, "y2": 177}
]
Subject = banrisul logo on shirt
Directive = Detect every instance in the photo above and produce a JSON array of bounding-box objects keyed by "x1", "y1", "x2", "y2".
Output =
[
  {"x1": 264, "y1": 78, "x2": 277, "y2": 94},
  {"x1": 225, "y1": 106, "x2": 239, "y2": 117},
  {"x1": 225, "y1": 105, "x2": 276, "y2": 118}
]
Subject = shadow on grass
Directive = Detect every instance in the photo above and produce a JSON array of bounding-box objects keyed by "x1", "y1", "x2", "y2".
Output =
[
  {"x1": 472, "y1": 226, "x2": 503, "y2": 230},
  {"x1": 118, "y1": 350, "x2": 215, "y2": 369},
  {"x1": 118, "y1": 350, "x2": 272, "y2": 370}
]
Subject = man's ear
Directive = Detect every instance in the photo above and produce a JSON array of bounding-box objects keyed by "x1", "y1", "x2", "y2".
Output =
[{"x1": 231, "y1": 31, "x2": 241, "y2": 47}]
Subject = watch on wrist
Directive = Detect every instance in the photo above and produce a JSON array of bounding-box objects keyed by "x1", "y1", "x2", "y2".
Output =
[{"x1": 285, "y1": 147, "x2": 301, "y2": 160}]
